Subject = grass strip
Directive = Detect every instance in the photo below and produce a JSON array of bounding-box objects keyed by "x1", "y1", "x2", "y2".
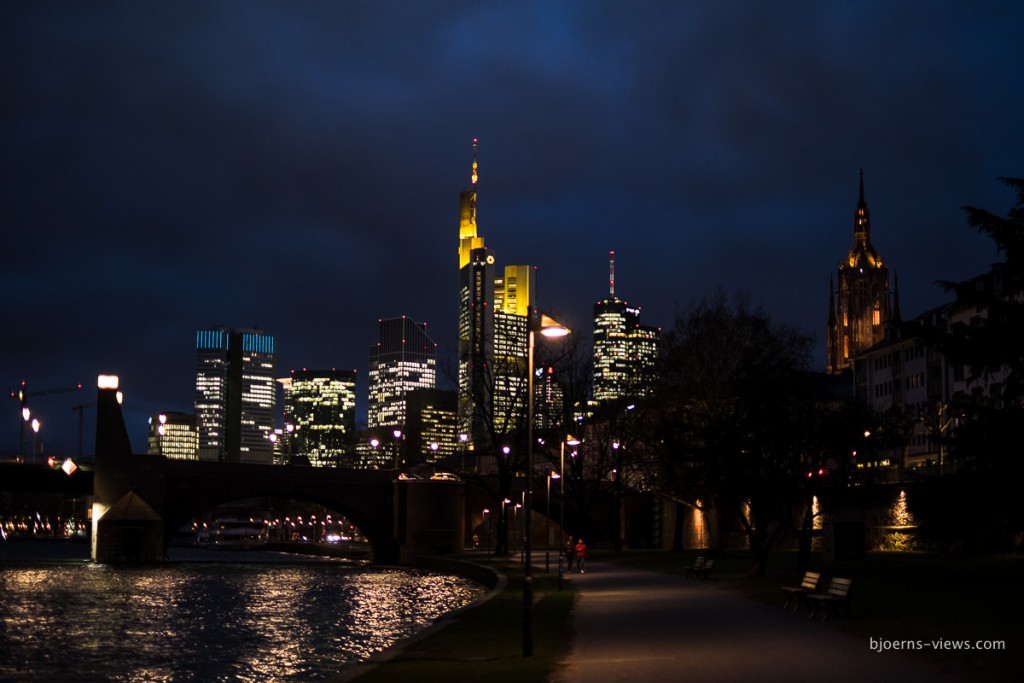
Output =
[{"x1": 343, "y1": 558, "x2": 576, "y2": 683}]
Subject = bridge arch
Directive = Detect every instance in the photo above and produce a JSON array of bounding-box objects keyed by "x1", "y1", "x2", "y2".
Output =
[{"x1": 159, "y1": 460, "x2": 400, "y2": 563}]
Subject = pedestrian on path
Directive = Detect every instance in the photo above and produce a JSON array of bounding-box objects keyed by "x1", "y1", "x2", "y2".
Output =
[{"x1": 573, "y1": 538, "x2": 588, "y2": 573}]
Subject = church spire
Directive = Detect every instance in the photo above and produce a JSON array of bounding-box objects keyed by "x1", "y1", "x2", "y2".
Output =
[{"x1": 854, "y1": 168, "x2": 871, "y2": 242}]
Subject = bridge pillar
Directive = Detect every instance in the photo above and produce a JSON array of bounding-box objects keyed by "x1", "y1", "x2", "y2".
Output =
[
  {"x1": 394, "y1": 479, "x2": 465, "y2": 563},
  {"x1": 91, "y1": 378, "x2": 167, "y2": 563}
]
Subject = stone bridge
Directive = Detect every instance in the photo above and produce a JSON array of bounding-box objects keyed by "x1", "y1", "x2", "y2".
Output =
[{"x1": 87, "y1": 382, "x2": 463, "y2": 564}]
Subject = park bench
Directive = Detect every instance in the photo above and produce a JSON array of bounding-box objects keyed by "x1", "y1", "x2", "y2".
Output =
[
  {"x1": 684, "y1": 556, "x2": 705, "y2": 578},
  {"x1": 694, "y1": 558, "x2": 715, "y2": 580},
  {"x1": 781, "y1": 571, "x2": 821, "y2": 612},
  {"x1": 807, "y1": 577, "x2": 852, "y2": 621}
]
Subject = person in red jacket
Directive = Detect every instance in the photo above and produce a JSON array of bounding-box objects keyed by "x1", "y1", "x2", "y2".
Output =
[{"x1": 573, "y1": 538, "x2": 588, "y2": 573}]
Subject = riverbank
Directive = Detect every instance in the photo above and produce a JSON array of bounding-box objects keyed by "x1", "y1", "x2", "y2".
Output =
[
  {"x1": 342, "y1": 549, "x2": 1023, "y2": 683},
  {"x1": 336, "y1": 555, "x2": 575, "y2": 683}
]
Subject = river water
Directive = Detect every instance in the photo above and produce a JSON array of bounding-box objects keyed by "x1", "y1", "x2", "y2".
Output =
[{"x1": 0, "y1": 543, "x2": 487, "y2": 683}]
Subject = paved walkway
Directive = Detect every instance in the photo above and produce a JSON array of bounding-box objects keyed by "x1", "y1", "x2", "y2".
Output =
[{"x1": 552, "y1": 562, "x2": 965, "y2": 683}]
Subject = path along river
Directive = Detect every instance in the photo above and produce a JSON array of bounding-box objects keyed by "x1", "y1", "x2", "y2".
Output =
[{"x1": 0, "y1": 542, "x2": 487, "y2": 682}]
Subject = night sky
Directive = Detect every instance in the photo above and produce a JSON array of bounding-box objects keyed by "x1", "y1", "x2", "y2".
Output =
[{"x1": 3, "y1": 1, "x2": 1022, "y2": 457}]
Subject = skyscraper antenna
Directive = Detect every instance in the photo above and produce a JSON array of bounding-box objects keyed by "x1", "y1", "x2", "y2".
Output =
[
  {"x1": 609, "y1": 250, "x2": 615, "y2": 297},
  {"x1": 471, "y1": 138, "x2": 478, "y2": 186}
]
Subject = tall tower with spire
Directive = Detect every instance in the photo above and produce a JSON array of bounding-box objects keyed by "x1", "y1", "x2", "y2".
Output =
[
  {"x1": 457, "y1": 140, "x2": 494, "y2": 450},
  {"x1": 827, "y1": 172, "x2": 896, "y2": 374},
  {"x1": 592, "y1": 252, "x2": 660, "y2": 403}
]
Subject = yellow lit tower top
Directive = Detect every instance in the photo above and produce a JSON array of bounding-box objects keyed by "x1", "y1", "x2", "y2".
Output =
[
  {"x1": 459, "y1": 138, "x2": 485, "y2": 269},
  {"x1": 846, "y1": 169, "x2": 884, "y2": 270}
]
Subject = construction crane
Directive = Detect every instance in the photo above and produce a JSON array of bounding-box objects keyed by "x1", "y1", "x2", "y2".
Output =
[
  {"x1": 71, "y1": 402, "x2": 96, "y2": 458},
  {"x1": 9, "y1": 381, "x2": 83, "y2": 460}
]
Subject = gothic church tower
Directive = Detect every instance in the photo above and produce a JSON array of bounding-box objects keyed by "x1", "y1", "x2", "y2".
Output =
[{"x1": 827, "y1": 172, "x2": 895, "y2": 374}]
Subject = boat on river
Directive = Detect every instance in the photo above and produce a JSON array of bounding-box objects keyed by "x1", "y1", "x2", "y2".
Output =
[{"x1": 197, "y1": 518, "x2": 268, "y2": 550}]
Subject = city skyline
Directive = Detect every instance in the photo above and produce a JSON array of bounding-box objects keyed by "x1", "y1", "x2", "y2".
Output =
[{"x1": 4, "y1": 2, "x2": 1022, "y2": 456}]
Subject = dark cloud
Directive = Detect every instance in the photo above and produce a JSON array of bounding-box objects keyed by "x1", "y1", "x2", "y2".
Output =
[{"x1": 2, "y1": 0, "x2": 1022, "y2": 454}]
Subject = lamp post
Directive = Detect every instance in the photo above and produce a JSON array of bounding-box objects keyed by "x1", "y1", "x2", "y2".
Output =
[
  {"x1": 523, "y1": 305, "x2": 570, "y2": 657},
  {"x1": 546, "y1": 470, "x2": 560, "y2": 572},
  {"x1": 392, "y1": 429, "x2": 403, "y2": 470},
  {"x1": 31, "y1": 418, "x2": 41, "y2": 462},
  {"x1": 19, "y1": 406, "x2": 31, "y2": 463},
  {"x1": 483, "y1": 508, "x2": 491, "y2": 558},
  {"x1": 558, "y1": 433, "x2": 579, "y2": 590}
]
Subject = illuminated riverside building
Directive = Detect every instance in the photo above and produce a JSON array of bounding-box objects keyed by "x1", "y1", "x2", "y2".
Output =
[
  {"x1": 827, "y1": 172, "x2": 898, "y2": 374},
  {"x1": 146, "y1": 412, "x2": 198, "y2": 460},
  {"x1": 592, "y1": 252, "x2": 660, "y2": 404},
  {"x1": 368, "y1": 317, "x2": 437, "y2": 430},
  {"x1": 194, "y1": 327, "x2": 277, "y2": 464},
  {"x1": 457, "y1": 139, "x2": 495, "y2": 451},
  {"x1": 280, "y1": 369, "x2": 357, "y2": 467}
]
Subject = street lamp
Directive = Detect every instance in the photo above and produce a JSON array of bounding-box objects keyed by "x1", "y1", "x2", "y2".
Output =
[
  {"x1": 483, "y1": 508, "x2": 491, "y2": 558},
  {"x1": 558, "y1": 433, "x2": 579, "y2": 590},
  {"x1": 459, "y1": 432, "x2": 469, "y2": 472},
  {"x1": 501, "y1": 497, "x2": 511, "y2": 550},
  {"x1": 31, "y1": 418, "x2": 41, "y2": 461},
  {"x1": 524, "y1": 305, "x2": 570, "y2": 657},
  {"x1": 392, "y1": 429, "x2": 403, "y2": 470},
  {"x1": 19, "y1": 406, "x2": 31, "y2": 463},
  {"x1": 546, "y1": 470, "x2": 560, "y2": 572},
  {"x1": 369, "y1": 438, "x2": 379, "y2": 469}
]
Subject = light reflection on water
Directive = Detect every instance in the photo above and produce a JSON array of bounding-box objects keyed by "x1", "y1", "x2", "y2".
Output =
[{"x1": 0, "y1": 554, "x2": 486, "y2": 683}]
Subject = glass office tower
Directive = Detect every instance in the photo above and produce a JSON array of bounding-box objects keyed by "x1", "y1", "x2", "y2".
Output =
[
  {"x1": 282, "y1": 369, "x2": 357, "y2": 467},
  {"x1": 194, "y1": 327, "x2": 276, "y2": 464},
  {"x1": 368, "y1": 317, "x2": 437, "y2": 430},
  {"x1": 592, "y1": 253, "x2": 660, "y2": 404}
]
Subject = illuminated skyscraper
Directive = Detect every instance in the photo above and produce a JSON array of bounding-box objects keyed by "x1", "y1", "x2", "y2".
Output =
[
  {"x1": 281, "y1": 369, "x2": 357, "y2": 467},
  {"x1": 194, "y1": 327, "x2": 277, "y2": 464},
  {"x1": 368, "y1": 316, "x2": 437, "y2": 430},
  {"x1": 492, "y1": 264, "x2": 535, "y2": 434},
  {"x1": 457, "y1": 139, "x2": 495, "y2": 450},
  {"x1": 827, "y1": 171, "x2": 897, "y2": 374},
  {"x1": 146, "y1": 411, "x2": 198, "y2": 461},
  {"x1": 592, "y1": 252, "x2": 660, "y2": 404},
  {"x1": 405, "y1": 388, "x2": 459, "y2": 464}
]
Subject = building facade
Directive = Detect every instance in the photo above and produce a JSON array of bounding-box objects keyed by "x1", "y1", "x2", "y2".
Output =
[
  {"x1": 368, "y1": 316, "x2": 437, "y2": 430},
  {"x1": 827, "y1": 172, "x2": 898, "y2": 374},
  {"x1": 592, "y1": 252, "x2": 660, "y2": 404},
  {"x1": 405, "y1": 388, "x2": 460, "y2": 465},
  {"x1": 854, "y1": 268, "x2": 1012, "y2": 471},
  {"x1": 281, "y1": 369, "x2": 357, "y2": 467},
  {"x1": 492, "y1": 264, "x2": 536, "y2": 436},
  {"x1": 146, "y1": 411, "x2": 198, "y2": 461},
  {"x1": 194, "y1": 327, "x2": 276, "y2": 464}
]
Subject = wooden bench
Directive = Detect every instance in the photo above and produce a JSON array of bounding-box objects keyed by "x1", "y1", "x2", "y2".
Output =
[
  {"x1": 694, "y1": 558, "x2": 715, "y2": 580},
  {"x1": 807, "y1": 577, "x2": 852, "y2": 621},
  {"x1": 684, "y1": 556, "x2": 705, "y2": 579},
  {"x1": 781, "y1": 571, "x2": 821, "y2": 612}
]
